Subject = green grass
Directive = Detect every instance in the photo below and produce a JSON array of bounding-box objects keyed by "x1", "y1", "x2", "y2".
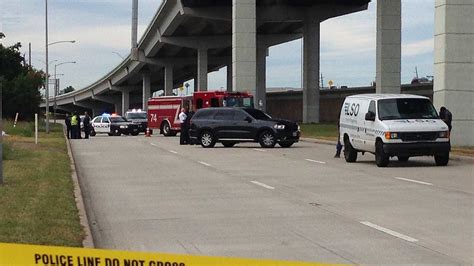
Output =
[
  {"x1": 300, "y1": 123, "x2": 339, "y2": 141},
  {"x1": 0, "y1": 122, "x2": 84, "y2": 246}
]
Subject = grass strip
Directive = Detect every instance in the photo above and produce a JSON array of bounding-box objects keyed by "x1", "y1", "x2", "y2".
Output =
[{"x1": 0, "y1": 121, "x2": 84, "y2": 246}]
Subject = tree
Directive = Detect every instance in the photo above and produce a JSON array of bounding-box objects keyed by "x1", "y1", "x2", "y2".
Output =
[
  {"x1": 63, "y1": 86, "x2": 74, "y2": 94},
  {"x1": 1, "y1": 33, "x2": 44, "y2": 120}
]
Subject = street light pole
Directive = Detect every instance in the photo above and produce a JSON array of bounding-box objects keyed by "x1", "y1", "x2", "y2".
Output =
[
  {"x1": 53, "y1": 61, "x2": 76, "y2": 124},
  {"x1": 45, "y1": 0, "x2": 50, "y2": 133}
]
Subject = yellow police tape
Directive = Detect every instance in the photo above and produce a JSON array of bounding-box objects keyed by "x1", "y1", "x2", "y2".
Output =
[{"x1": 0, "y1": 243, "x2": 343, "y2": 266}]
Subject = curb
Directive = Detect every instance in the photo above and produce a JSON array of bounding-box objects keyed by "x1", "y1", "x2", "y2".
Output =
[
  {"x1": 64, "y1": 130, "x2": 95, "y2": 248},
  {"x1": 301, "y1": 137, "x2": 474, "y2": 162}
]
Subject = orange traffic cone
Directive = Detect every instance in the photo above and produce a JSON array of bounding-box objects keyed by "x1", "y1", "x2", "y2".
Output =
[{"x1": 145, "y1": 128, "x2": 151, "y2": 137}]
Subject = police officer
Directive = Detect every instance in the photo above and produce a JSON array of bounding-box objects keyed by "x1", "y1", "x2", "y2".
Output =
[
  {"x1": 439, "y1": 106, "x2": 453, "y2": 132},
  {"x1": 71, "y1": 112, "x2": 78, "y2": 139},
  {"x1": 83, "y1": 111, "x2": 91, "y2": 139},
  {"x1": 179, "y1": 107, "x2": 188, "y2": 145},
  {"x1": 65, "y1": 113, "x2": 72, "y2": 139}
]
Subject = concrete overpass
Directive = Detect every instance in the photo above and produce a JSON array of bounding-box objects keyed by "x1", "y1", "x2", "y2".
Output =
[{"x1": 42, "y1": 0, "x2": 474, "y2": 146}]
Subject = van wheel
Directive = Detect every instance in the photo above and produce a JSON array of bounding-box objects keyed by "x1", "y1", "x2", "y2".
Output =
[
  {"x1": 343, "y1": 137, "x2": 357, "y2": 162},
  {"x1": 259, "y1": 131, "x2": 276, "y2": 148},
  {"x1": 398, "y1": 156, "x2": 409, "y2": 162},
  {"x1": 434, "y1": 153, "x2": 449, "y2": 166},
  {"x1": 200, "y1": 131, "x2": 216, "y2": 148},
  {"x1": 162, "y1": 121, "x2": 173, "y2": 137},
  {"x1": 222, "y1": 141, "x2": 236, "y2": 148},
  {"x1": 375, "y1": 140, "x2": 390, "y2": 167}
]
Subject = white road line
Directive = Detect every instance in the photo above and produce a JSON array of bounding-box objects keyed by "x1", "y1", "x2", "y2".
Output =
[
  {"x1": 253, "y1": 148, "x2": 266, "y2": 152},
  {"x1": 360, "y1": 221, "x2": 418, "y2": 242},
  {"x1": 150, "y1": 143, "x2": 157, "y2": 147},
  {"x1": 251, "y1": 181, "x2": 275, "y2": 190},
  {"x1": 305, "y1": 159, "x2": 326, "y2": 164},
  {"x1": 198, "y1": 161, "x2": 211, "y2": 167},
  {"x1": 169, "y1": 150, "x2": 178, "y2": 154},
  {"x1": 395, "y1": 177, "x2": 433, "y2": 186}
]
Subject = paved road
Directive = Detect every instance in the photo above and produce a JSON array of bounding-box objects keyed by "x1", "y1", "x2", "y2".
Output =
[{"x1": 71, "y1": 135, "x2": 473, "y2": 264}]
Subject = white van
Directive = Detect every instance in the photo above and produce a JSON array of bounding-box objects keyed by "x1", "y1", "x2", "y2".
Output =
[{"x1": 339, "y1": 94, "x2": 450, "y2": 167}]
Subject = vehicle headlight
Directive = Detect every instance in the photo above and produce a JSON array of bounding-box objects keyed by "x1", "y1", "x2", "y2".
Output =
[
  {"x1": 439, "y1": 131, "x2": 450, "y2": 139},
  {"x1": 274, "y1": 124, "x2": 285, "y2": 130},
  {"x1": 120, "y1": 125, "x2": 128, "y2": 129},
  {"x1": 385, "y1": 132, "x2": 400, "y2": 140}
]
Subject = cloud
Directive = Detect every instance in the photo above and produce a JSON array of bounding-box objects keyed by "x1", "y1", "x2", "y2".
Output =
[{"x1": 402, "y1": 38, "x2": 434, "y2": 57}]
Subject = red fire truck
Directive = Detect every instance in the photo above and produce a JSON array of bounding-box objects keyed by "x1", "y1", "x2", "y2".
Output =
[{"x1": 148, "y1": 91, "x2": 254, "y2": 136}]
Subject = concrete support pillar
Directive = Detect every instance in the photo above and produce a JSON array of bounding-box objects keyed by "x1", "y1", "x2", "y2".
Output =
[
  {"x1": 142, "y1": 73, "x2": 151, "y2": 111},
  {"x1": 434, "y1": 1, "x2": 474, "y2": 146},
  {"x1": 256, "y1": 45, "x2": 267, "y2": 111},
  {"x1": 122, "y1": 90, "x2": 130, "y2": 115},
  {"x1": 165, "y1": 66, "x2": 174, "y2": 96},
  {"x1": 232, "y1": 0, "x2": 256, "y2": 94},
  {"x1": 376, "y1": 0, "x2": 401, "y2": 94},
  {"x1": 303, "y1": 19, "x2": 320, "y2": 123},
  {"x1": 197, "y1": 49, "x2": 208, "y2": 91},
  {"x1": 226, "y1": 65, "x2": 233, "y2": 92},
  {"x1": 115, "y1": 102, "x2": 122, "y2": 115},
  {"x1": 194, "y1": 77, "x2": 198, "y2": 92}
]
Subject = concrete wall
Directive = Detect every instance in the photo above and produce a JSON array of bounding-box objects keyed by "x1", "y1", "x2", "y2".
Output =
[{"x1": 267, "y1": 84, "x2": 434, "y2": 123}]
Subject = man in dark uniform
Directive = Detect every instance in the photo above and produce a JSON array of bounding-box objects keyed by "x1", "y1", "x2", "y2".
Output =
[
  {"x1": 83, "y1": 111, "x2": 91, "y2": 139},
  {"x1": 65, "y1": 113, "x2": 72, "y2": 139},
  {"x1": 439, "y1": 106, "x2": 453, "y2": 132}
]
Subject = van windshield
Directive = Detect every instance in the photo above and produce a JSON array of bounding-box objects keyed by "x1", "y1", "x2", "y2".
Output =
[{"x1": 378, "y1": 98, "x2": 439, "y2": 120}]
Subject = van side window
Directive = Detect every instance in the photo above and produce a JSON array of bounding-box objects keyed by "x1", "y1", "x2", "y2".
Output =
[{"x1": 368, "y1": 101, "x2": 376, "y2": 114}]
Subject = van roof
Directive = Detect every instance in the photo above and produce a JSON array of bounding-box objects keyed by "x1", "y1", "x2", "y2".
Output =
[{"x1": 346, "y1": 94, "x2": 429, "y2": 101}]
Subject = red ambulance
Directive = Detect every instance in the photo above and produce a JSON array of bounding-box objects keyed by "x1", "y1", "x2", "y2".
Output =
[{"x1": 147, "y1": 91, "x2": 253, "y2": 136}]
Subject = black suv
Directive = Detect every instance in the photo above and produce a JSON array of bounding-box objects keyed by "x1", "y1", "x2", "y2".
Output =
[{"x1": 189, "y1": 108, "x2": 300, "y2": 148}]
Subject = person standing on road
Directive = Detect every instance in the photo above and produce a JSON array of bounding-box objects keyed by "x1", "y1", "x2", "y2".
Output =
[
  {"x1": 179, "y1": 107, "x2": 188, "y2": 145},
  {"x1": 71, "y1": 112, "x2": 78, "y2": 139},
  {"x1": 334, "y1": 110, "x2": 343, "y2": 158},
  {"x1": 439, "y1": 106, "x2": 453, "y2": 132},
  {"x1": 65, "y1": 113, "x2": 72, "y2": 139},
  {"x1": 83, "y1": 111, "x2": 91, "y2": 139}
]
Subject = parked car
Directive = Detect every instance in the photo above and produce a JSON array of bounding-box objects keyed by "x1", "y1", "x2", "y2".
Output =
[
  {"x1": 189, "y1": 108, "x2": 300, "y2": 148},
  {"x1": 90, "y1": 114, "x2": 140, "y2": 136}
]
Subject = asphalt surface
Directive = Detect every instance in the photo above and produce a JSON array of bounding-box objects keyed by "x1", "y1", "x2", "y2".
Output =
[{"x1": 71, "y1": 135, "x2": 474, "y2": 265}]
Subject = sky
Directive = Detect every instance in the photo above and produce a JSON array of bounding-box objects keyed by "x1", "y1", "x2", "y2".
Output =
[{"x1": 0, "y1": 0, "x2": 435, "y2": 93}]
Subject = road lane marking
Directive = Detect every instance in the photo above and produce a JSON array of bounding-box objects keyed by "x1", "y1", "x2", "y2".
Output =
[
  {"x1": 169, "y1": 150, "x2": 178, "y2": 154},
  {"x1": 199, "y1": 161, "x2": 211, "y2": 167},
  {"x1": 360, "y1": 221, "x2": 418, "y2": 242},
  {"x1": 305, "y1": 159, "x2": 326, "y2": 164},
  {"x1": 253, "y1": 148, "x2": 266, "y2": 152},
  {"x1": 251, "y1": 181, "x2": 275, "y2": 190},
  {"x1": 150, "y1": 143, "x2": 157, "y2": 147},
  {"x1": 395, "y1": 177, "x2": 433, "y2": 186}
]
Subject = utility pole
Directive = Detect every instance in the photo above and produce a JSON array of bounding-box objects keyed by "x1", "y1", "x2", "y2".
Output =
[
  {"x1": 29, "y1": 43, "x2": 32, "y2": 67},
  {"x1": 131, "y1": 0, "x2": 138, "y2": 49},
  {"x1": 320, "y1": 73, "x2": 324, "y2": 89},
  {"x1": 45, "y1": 0, "x2": 50, "y2": 134}
]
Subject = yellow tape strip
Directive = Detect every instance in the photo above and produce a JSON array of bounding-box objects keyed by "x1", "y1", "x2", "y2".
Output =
[{"x1": 0, "y1": 243, "x2": 343, "y2": 266}]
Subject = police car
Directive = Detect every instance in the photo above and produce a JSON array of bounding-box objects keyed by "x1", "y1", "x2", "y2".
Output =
[{"x1": 90, "y1": 114, "x2": 139, "y2": 137}]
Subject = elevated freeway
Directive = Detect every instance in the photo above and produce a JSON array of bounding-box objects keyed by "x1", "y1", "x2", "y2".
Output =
[{"x1": 43, "y1": 0, "x2": 370, "y2": 120}]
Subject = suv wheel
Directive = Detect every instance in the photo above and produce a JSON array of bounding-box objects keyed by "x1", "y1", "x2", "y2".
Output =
[
  {"x1": 375, "y1": 140, "x2": 390, "y2": 167},
  {"x1": 279, "y1": 141, "x2": 294, "y2": 148},
  {"x1": 222, "y1": 141, "x2": 236, "y2": 148},
  {"x1": 259, "y1": 131, "x2": 276, "y2": 148},
  {"x1": 343, "y1": 136, "x2": 357, "y2": 162},
  {"x1": 200, "y1": 131, "x2": 216, "y2": 148},
  {"x1": 398, "y1": 156, "x2": 409, "y2": 162},
  {"x1": 434, "y1": 153, "x2": 449, "y2": 166}
]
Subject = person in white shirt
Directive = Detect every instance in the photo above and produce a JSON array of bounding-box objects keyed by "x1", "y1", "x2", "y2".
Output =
[{"x1": 179, "y1": 108, "x2": 189, "y2": 145}]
